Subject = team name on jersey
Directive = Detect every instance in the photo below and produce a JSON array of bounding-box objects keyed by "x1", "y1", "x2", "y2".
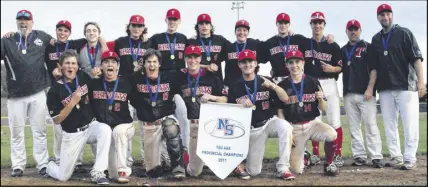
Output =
[
  {"x1": 157, "y1": 43, "x2": 186, "y2": 51},
  {"x1": 136, "y1": 83, "x2": 171, "y2": 93},
  {"x1": 182, "y1": 86, "x2": 212, "y2": 97},
  {"x1": 227, "y1": 50, "x2": 257, "y2": 60},
  {"x1": 195, "y1": 45, "x2": 222, "y2": 53},
  {"x1": 61, "y1": 84, "x2": 89, "y2": 106},
  {"x1": 304, "y1": 50, "x2": 332, "y2": 62},
  {"x1": 269, "y1": 45, "x2": 299, "y2": 56},
  {"x1": 48, "y1": 52, "x2": 60, "y2": 60},
  {"x1": 235, "y1": 91, "x2": 270, "y2": 103},
  {"x1": 118, "y1": 48, "x2": 146, "y2": 56},
  {"x1": 92, "y1": 91, "x2": 128, "y2": 101},
  {"x1": 284, "y1": 93, "x2": 316, "y2": 105}
]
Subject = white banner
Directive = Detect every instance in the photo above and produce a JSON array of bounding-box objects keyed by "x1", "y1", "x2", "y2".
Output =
[{"x1": 197, "y1": 102, "x2": 252, "y2": 180}]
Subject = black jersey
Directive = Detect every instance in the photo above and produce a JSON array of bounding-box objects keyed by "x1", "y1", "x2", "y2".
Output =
[
  {"x1": 90, "y1": 76, "x2": 133, "y2": 129},
  {"x1": 302, "y1": 38, "x2": 342, "y2": 80},
  {"x1": 149, "y1": 32, "x2": 187, "y2": 72},
  {"x1": 113, "y1": 36, "x2": 151, "y2": 79},
  {"x1": 46, "y1": 71, "x2": 94, "y2": 133},
  {"x1": 227, "y1": 75, "x2": 277, "y2": 127},
  {"x1": 277, "y1": 75, "x2": 321, "y2": 124}
]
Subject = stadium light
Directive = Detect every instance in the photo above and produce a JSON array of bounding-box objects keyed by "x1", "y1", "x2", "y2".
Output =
[{"x1": 231, "y1": 1, "x2": 245, "y2": 21}]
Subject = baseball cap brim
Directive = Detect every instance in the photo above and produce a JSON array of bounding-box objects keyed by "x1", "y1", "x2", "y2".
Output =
[
  {"x1": 185, "y1": 53, "x2": 201, "y2": 57},
  {"x1": 286, "y1": 57, "x2": 304, "y2": 63},
  {"x1": 56, "y1": 24, "x2": 71, "y2": 30}
]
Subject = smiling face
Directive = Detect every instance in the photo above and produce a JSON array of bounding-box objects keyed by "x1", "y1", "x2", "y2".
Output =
[
  {"x1": 185, "y1": 55, "x2": 201, "y2": 72},
  {"x1": 61, "y1": 56, "x2": 79, "y2": 80},
  {"x1": 16, "y1": 18, "x2": 33, "y2": 33},
  {"x1": 377, "y1": 11, "x2": 393, "y2": 28},
  {"x1": 310, "y1": 20, "x2": 325, "y2": 35},
  {"x1": 56, "y1": 26, "x2": 71, "y2": 43},
  {"x1": 144, "y1": 55, "x2": 160, "y2": 75},
  {"x1": 238, "y1": 59, "x2": 257, "y2": 76},
  {"x1": 346, "y1": 26, "x2": 361, "y2": 43},
  {"x1": 129, "y1": 24, "x2": 144, "y2": 38},
  {"x1": 235, "y1": 27, "x2": 249, "y2": 43},
  {"x1": 85, "y1": 24, "x2": 100, "y2": 43},
  {"x1": 166, "y1": 18, "x2": 180, "y2": 32},
  {"x1": 276, "y1": 21, "x2": 290, "y2": 35},
  {"x1": 101, "y1": 58, "x2": 119, "y2": 78},
  {"x1": 198, "y1": 22, "x2": 212, "y2": 36},
  {"x1": 286, "y1": 58, "x2": 304, "y2": 77}
]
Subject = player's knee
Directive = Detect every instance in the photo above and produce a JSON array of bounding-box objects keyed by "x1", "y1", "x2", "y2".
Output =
[
  {"x1": 58, "y1": 171, "x2": 73, "y2": 181},
  {"x1": 174, "y1": 94, "x2": 187, "y2": 114},
  {"x1": 325, "y1": 128, "x2": 337, "y2": 142},
  {"x1": 187, "y1": 165, "x2": 202, "y2": 177},
  {"x1": 247, "y1": 166, "x2": 261, "y2": 176},
  {"x1": 112, "y1": 125, "x2": 128, "y2": 138},
  {"x1": 162, "y1": 118, "x2": 180, "y2": 139}
]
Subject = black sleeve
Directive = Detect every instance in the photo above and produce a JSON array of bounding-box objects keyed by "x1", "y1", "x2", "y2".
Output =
[
  {"x1": 254, "y1": 39, "x2": 267, "y2": 64},
  {"x1": 340, "y1": 46, "x2": 347, "y2": 73},
  {"x1": 171, "y1": 73, "x2": 183, "y2": 96},
  {"x1": 128, "y1": 75, "x2": 138, "y2": 108},
  {"x1": 213, "y1": 76, "x2": 226, "y2": 96},
  {"x1": 69, "y1": 38, "x2": 87, "y2": 50},
  {"x1": 403, "y1": 29, "x2": 424, "y2": 63},
  {"x1": 227, "y1": 87, "x2": 237, "y2": 104},
  {"x1": 257, "y1": 40, "x2": 269, "y2": 64},
  {"x1": 149, "y1": 35, "x2": 157, "y2": 49},
  {"x1": 46, "y1": 87, "x2": 63, "y2": 118},
  {"x1": 219, "y1": 35, "x2": 232, "y2": 63},
  {"x1": 366, "y1": 42, "x2": 377, "y2": 72},
  {"x1": 331, "y1": 43, "x2": 343, "y2": 68}
]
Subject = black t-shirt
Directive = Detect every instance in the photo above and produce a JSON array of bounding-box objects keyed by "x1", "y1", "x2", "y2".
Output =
[
  {"x1": 90, "y1": 76, "x2": 133, "y2": 129},
  {"x1": 259, "y1": 34, "x2": 307, "y2": 77},
  {"x1": 114, "y1": 36, "x2": 151, "y2": 79},
  {"x1": 150, "y1": 32, "x2": 187, "y2": 72},
  {"x1": 341, "y1": 40, "x2": 376, "y2": 96},
  {"x1": 371, "y1": 24, "x2": 423, "y2": 91},
  {"x1": 277, "y1": 75, "x2": 321, "y2": 124},
  {"x1": 186, "y1": 34, "x2": 231, "y2": 81},
  {"x1": 227, "y1": 75, "x2": 277, "y2": 127},
  {"x1": 130, "y1": 72, "x2": 179, "y2": 122},
  {"x1": 177, "y1": 69, "x2": 225, "y2": 120},
  {"x1": 45, "y1": 39, "x2": 87, "y2": 82},
  {"x1": 223, "y1": 38, "x2": 262, "y2": 86},
  {"x1": 302, "y1": 38, "x2": 342, "y2": 80},
  {"x1": 47, "y1": 71, "x2": 95, "y2": 133}
]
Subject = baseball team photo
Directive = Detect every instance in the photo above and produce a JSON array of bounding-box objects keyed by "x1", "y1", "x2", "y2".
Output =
[{"x1": 0, "y1": 0, "x2": 427, "y2": 187}]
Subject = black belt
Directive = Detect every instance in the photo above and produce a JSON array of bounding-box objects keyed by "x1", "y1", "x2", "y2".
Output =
[
  {"x1": 318, "y1": 77, "x2": 335, "y2": 80},
  {"x1": 251, "y1": 119, "x2": 268, "y2": 129},
  {"x1": 76, "y1": 118, "x2": 96, "y2": 132}
]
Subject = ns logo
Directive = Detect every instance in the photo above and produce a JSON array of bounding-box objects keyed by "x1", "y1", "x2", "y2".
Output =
[{"x1": 204, "y1": 118, "x2": 245, "y2": 139}]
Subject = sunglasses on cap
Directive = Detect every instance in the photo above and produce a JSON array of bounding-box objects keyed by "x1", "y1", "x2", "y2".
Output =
[
  {"x1": 16, "y1": 12, "x2": 31, "y2": 19},
  {"x1": 131, "y1": 24, "x2": 145, "y2": 28}
]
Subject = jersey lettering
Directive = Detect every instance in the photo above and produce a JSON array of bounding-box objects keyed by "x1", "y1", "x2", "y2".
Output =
[
  {"x1": 355, "y1": 47, "x2": 365, "y2": 58},
  {"x1": 118, "y1": 48, "x2": 146, "y2": 56},
  {"x1": 92, "y1": 91, "x2": 128, "y2": 101},
  {"x1": 157, "y1": 43, "x2": 186, "y2": 51},
  {"x1": 136, "y1": 83, "x2": 171, "y2": 93},
  {"x1": 235, "y1": 91, "x2": 270, "y2": 103},
  {"x1": 269, "y1": 45, "x2": 299, "y2": 56},
  {"x1": 61, "y1": 84, "x2": 89, "y2": 106},
  {"x1": 304, "y1": 50, "x2": 333, "y2": 62},
  {"x1": 304, "y1": 104, "x2": 312, "y2": 112}
]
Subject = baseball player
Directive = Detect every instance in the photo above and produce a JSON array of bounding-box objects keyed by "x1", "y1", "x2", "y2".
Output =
[
  {"x1": 227, "y1": 49, "x2": 294, "y2": 180},
  {"x1": 177, "y1": 45, "x2": 228, "y2": 177},
  {"x1": 303, "y1": 11, "x2": 343, "y2": 166},
  {"x1": 276, "y1": 50, "x2": 339, "y2": 176},
  {"x1": 45, "y1": 49, "x2": 112, "y2": 185},
  {"x1": 90, "y1": 51, "x2": 135, "y2": 183},
  {"x1": 149, "y1": 8, "x2": 190, "y2": 165},
  {"x1": 372, "y1": 4, "x2": 425, "y2": 170},
  {"x1": 1, "y1": 10, "x2": 54, "y2": 177},
  {"x1": 186, "y1": 13, "x2": 231, "y2": 83},
  {"x1": 341, "y1": 19, "x2": 384, "y2": 168},
  {"x1": 130, "y1": 49, "x2": 187, "y2": 186}
]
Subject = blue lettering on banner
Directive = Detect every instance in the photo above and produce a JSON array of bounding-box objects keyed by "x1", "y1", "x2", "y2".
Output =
[{"x1": 204, "y1": 118, "x2": 245, "y2": 139}]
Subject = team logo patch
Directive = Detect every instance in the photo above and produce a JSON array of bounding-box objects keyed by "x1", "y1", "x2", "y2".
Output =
[
  {"x1": 34, "y1": 38, "x2": 43, "y2": 46},
  {"x1": 204, "y1": 118, "x2": 245, "y2": 139}
]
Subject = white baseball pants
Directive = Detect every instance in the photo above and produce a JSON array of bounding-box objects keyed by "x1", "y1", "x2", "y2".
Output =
[
  {"x1": 174, "y1": 94, "x2": 190, "y2": 149},
  {"x1": 319, "y1": 78, "x2": 341, "y2": 129},
  {"x1": 46, "y1": 120, "x2": 112, "y2": 181},
  {"x1": 7, "y1": 90, "x2": 49, "y2": 171},
  {"x1": 379, "y1": 90, "x2": 419, "y2": 163},
  {"x1": 53, "y1": 124, "x2": 93, "y2": 165},
  {"x1": 107, "y1": 123, "x2": 135, "y2": 180},
  {"x1": 344, "y1": 93, "x2": 383, "y2": 160},
  {"x1": 186, "y1": 119, "x2": 204, "y2": 177}
]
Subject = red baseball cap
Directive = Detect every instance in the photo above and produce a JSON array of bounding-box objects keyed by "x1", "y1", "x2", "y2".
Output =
[
  {"x1": 285, "y1": 50, "x2": 304, "y2": 62},
  {"x1": 56, "y1": 20, "x2": 72, "y2": 31},
  {"x1": 238, "y1": 49, "x2": 256, "y2": 62},
  {"x1": 235, "y1": 19, "x2": 250, "y2": 29},
  {"x1": 101, "y1": 51, "x2": 120, "y2": 62},
  {"x1": 166, "y1": 8, "x2": 181, "y2": 19},
  {"x1": 310, "y1": 11, "x2": 325, "y2": 23},
  {"x1": 184, "y1": 45, "x2": 201, "y2": 56},
  {"x1": 197, "y1": 13, "x2": 211, "y2": 23},
  {"x1": 276, "y1": 13, "x2": 290, "y2": 23},
  {"x1": 346, "y1": 19, "x2": 361, "y2": 30},
  {"x1": 16, "y1": 9, "x2": 33, "y2": 20},
  {"x1": 129, "y1": 14, "x2": 145, "y2": 25},
  {"x1": 377, "y1": 4, "x2": 392, "y2": 15}
]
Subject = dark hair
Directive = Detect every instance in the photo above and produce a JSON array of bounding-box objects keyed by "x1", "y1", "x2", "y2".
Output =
[
  {"x1": 59, "y1": 49, "x2": 79, "y2": 65},
  {"x1": 126, "y1": 24, "x2": 148, "y2": 40},
  {"x1": 194, "y1": 22, "x2": 215, "y2": 36},
  {"x1": 140, "y1": 49, "x2": 162, "y2": 74},
  {"x1": 83, "y1": 22, "x2": 101, "y2": 35}
]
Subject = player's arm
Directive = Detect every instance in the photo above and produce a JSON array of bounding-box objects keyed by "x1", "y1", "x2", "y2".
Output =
[
  {"x1": 47, "y1": 88, "x2": 81, "y2": 124},
  {"x1": 277, "y1": 109, "x2": 285, "y2": 120},
  {"x1": 201, "y1": 76, "x2": 227, "y2": 103},
  {"x1": 315, "y1": 83, "x2": 327, "y2": 111},
  {"x1": 404, "y1": 29, "x2": 426, "y2": 97},
  {"x1": 321, "y1": 43, "x2": 342, "y2": 73},
  {"x1": 364, "y1": 43, "x2": 377, "y2": 100},
  {"x1": 106, "y1": 40, "x2": 116, "y2": 51},
  {"x1": 98, "y1": 36, "x2": 109, "y2": 53},
  {"x1": 261, "y1": 76, "x2": 289, "y2": 102}
]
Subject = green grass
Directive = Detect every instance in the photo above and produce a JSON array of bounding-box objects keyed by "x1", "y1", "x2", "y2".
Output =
[{"x1": 1, "y1": 113, "x2": 426, "y2": 167}]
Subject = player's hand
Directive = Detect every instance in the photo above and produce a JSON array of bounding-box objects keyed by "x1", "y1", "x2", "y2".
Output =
[
  {"x1": 238, "y1": 98, "x2": 254, "y2": 108},
  {"x1": 288, "y1": 30, "x2": 294, "y2": 36},
  {"x1": 134, "y1": 62, "x2": 143, "y2": 72},
  {"x1": 320, "y1": 61, "x2": 335, "y2": 73},
  {"x1": 418, "y1": 81, "x2": 426, "y2": 98},
  {"x1": 2, "y1": 31, "x2": 15, "y2": 38},
  {"x1": 200, "y1": 94, "x2": 215, "y2": 103},
  {"x1": 364, "y1": 87, "x2": 373, "y2": 101},
  {"x1": 53, "y1": 63, "x2": 63, "y2": 80},
  {"x1": 315, "y1": 86, "x2": 324, "y2": 100},
  {"x1": 91, "y1": 67, "x2": 102, "y2": 77},
  {"x1": 50, "y1": 39, "x2": 57, "y2": 46},
  {"x1": 70, "y1": 88, "x2": 82, "y2": 105},
  {"x1": 325, "y1": 34, "x2": 335, "y2": 44},
  {"x1": 207, "y1": 63, "x2": 218, "y2": 72},
  {"x1": 189, "y1": 35, "x2": 197, "y2": 40},
  {"x1": 261, "y1": 76, "x2": 276, "y2": 89}
]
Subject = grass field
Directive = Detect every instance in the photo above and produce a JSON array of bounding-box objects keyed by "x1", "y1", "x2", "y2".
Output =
[{"x1": 1, "y1": 113, "x2": 427, "y2": 168}]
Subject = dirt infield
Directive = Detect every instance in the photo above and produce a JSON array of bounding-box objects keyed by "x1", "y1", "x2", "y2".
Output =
[{"x1": 1, "y1": 156, "x2": 426, "y2": 186}]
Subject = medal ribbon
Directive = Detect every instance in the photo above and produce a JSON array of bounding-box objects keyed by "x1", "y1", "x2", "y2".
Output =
[
  {"x1": 310, "y1": 36, "x2": 325, "y2": 63},
  {"x1": 289, "y1": 74, "x2": 305, "y2": 103},
  {"x1": 381, "y1": 25, "x2": 396, "y2": 53},
  {"x1": 242, "y1": 76, "x2": 258, "y2": 105},
  {"x1": 86, "y1": 43, "x2": 100, "y2": 68},
  {"x1": 61, "y1": 76, "x2": 79, "y2": 96},
  {"x1": 103, "y1": 77, "x2": 120, "y2": 106},
  {"x1": 199, "y1": 38, "x2": 212, "y2": 60},
  {"x1": 165, "y1": 32, "x2": 177, "y2": 58},
  {"x1": 345, "y1": 41, "x2": 358, "y2": 63},
  {"x1": 128, "y1": 37, "x2": 141, "y2": 62},
  {"x1": 18, "y1": 32, "x2": 33, "y2": 51},
  {"x1": 56, "y1": 41, "x2": 69, "y2": 59},
  {"x1": 145, "y1": 75, "x2": 161, "y2": 105},
  {"x1": 278, "y1": 33, "x2": 291, "y2": 57},
  {"x1": 187, "y1": 69, "x2": 202, "y2": 100},
  {"x1": 235, "y1": 40, "x2": 248, "y2": 56}
]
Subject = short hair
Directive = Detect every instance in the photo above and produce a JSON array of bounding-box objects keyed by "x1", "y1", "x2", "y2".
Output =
[
  {"x1": 83, "y1": 22, "x2": 101, "y2": 35},
  {"x1": 194, "y1": 22, "x2": 215, "y2": 36},
  {"x1": 142, "y1": 48, "x2": 162, "y2": 65},
  {"x1": 126, "y1": 24, "x2": 148, "y2": 40},
  {"x1": 59, "y1": 49, "x2": 79, "y2": 65}
]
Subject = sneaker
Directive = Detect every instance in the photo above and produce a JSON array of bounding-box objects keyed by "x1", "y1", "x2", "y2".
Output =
[
  {"x1": 143, "y1": 177, "x2": 159, "y2": 186},
  {"x1": 91, "y1": 172, "x2": 109, "y2": 185},
  {"x1": 117, "y1": 172, "x2": 129, "y2": 184},
  {"x1": 11, "y1": 169, "x2": 23, "y2": 177},
  {"x1": 324, "y1": 163, "x2": 339, "y2": 176},
  {"x1": 233, "y1": 166, "x2": 251, "y2": 180},
  {"x1": 371, "y1": 159, "x2": 384, "y2": 168},
  {"x1": 183, "y1": 148, "x2": 190, "y2": 167},
  {"x1": 74, "y1": 164, "x2": 87, "y2": 173},
  {"x1": 277, "y1": 171, "x2": 295, "y2": 180},
  {"x1": 385, "y1": 157, "x2": 404, "y2": 168},
  {"x1": 352, "y1": 157, "x2": 367, "y2": 166},
  {"x1": 400, "y1": 161, "x2": 417, "y2": 170},
  {"x1": 38, "y1": 167, "x2": 47, "y2": 176},
  {"x1": 310, "y1": 154, "x2": 321, "y2": 166},
  {"x1": 172, "y1": 166, "x2": 186, "y2": 179},
  {"x1": 334, "y1": 155, "x2": 344, "y2": 167}
]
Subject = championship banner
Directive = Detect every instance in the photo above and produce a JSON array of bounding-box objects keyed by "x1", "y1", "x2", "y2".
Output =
[{"x1": 197, "y1": 102, "x2": 252, "y2": 180}]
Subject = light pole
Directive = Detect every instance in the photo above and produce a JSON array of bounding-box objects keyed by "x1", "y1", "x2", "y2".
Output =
[{"x1": 231, "y1": 1, "x2": 245, "y2": 21}]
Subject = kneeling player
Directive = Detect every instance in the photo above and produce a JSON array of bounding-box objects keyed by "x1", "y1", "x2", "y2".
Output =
[
  {"x1": 90, "y1": 51, "x2": 135, "y2": 183},
  {"x1": 46, "y1": 50, "x2": 112, "y2": 184},
  {"x1": 227, "y1": 49, "x2": 295, "y2": 180},
  {"x1": 130, "y1": 49, "x2": 186, "y2": 186},
  {"x1": 277, "y1": 50, "x2": 338, "y2": 176}
]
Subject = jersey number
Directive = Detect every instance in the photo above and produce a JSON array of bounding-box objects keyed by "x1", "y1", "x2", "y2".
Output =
[
  {"x1": 262, "y1": 101, "x2": 270, "y2": 110},
  {"x1": 163, "y1": 92, "x2": 169, "y2": 101},
  {"x1": 304, "y1": 104, "x2": 312, "y2": 112}
]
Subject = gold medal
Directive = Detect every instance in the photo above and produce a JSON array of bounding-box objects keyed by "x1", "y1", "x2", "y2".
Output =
[
  {"x1": 347, "y1": 61, "x2": 351, "y2": 66},
  {"x1": 151, "y1": 101, "x2": 156, "y2": 107},
  {"x1": 207, "y1": 57, "x2": 211, "y2": 61},
  {"x1": 192, "y1": 97, "x2": 196, "y2": 103},
  {"x1": 22, "y1": 49, "x2": 27, "y2": 54},
  {"x1": 252, "y1": 105, "x2": 256, "y2": 110},
  {"x1": 384, "y1": 51, "x2": 388, "y2": 56},
  {"x1": 76, "y1": 104, "x2": 80, "y2": 109},
  {"x1": 299, "y1": 102, "x2": 304, "y2": 107},
  {"x1": 108, "y1": 105, "x2": 112, "y2": 111},
  {"x1": 170, "y1": 55, "x2": 175, "y2": 60}
]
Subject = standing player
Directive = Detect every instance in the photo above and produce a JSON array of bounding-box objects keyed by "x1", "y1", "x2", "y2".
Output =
[
  {"x1": 130, "y1": 49, "x2": 186, "y2": 186},
  {"x1": 178, "y1": 45, "x2": 228, "y2": 177},
  {"x1": 303, "y1": 11, "x2": 343, "y2": 166},
  {"x1": 186, "y1": 13, "x2": 231, "y2": 83},
  {"x1": 227, "y1": 49, "x2": 294, "y2": 180},
  {"x1": 45, "y1": 50, "x2": 112, "y2": 184},
  {"x1": 372, "y1": 4, "x2": 425, "y2": 170},
  {"x1": 341, "y1": 20, "x2": 383, "y2": 168},
  {"x1": 90, "y1": 51, "x2": 135, "y2": 183},
  {"x1": 277, "y1": 50, "x2": 339, "y2": 176},
  {"x1": 1, "y1": 10, "x2": 53, "y2": 177}
]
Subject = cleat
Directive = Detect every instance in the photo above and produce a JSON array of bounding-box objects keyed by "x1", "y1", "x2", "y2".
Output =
[
  {"x1": 74, "y1": 164, "x2": 87, "y2": 173},
  {"x1": 324, "y1": 163, "x2": 339, "y2": 176},
  {"x1": 400, "y1": 161, "x2": 417, "y2": 170},
  {"x1": 352, "y1": 157, "x2": 367, "y2": 166},
  {"x1": 172, "y1": 166, "x2": 186, "y2": 179},
  {"x1": 117, "y1": 172, "x2": 130, "y2": 183},
  {"x1": 278, "y1": 171, "x2": 295, "y2": 180},
  {"x1": 91, "y1": 172, "x2": 109, "y2": 185},
  {"x1": 334, "y1": 155, "x2": 344, "y2": 167},
  {"x1": 38, "y1": 167, "x2": 47, "y2": 176},
  {"x1": 310, "y1": 154, "x2": 321, "y2": 166},
  {"x1": 385, "y1": 157, "x2": 403, "y2": 168},
  {"x1": 233, "y1": 166, "x2": 251, "y2": 180},
  {"x1": 11, "y1": 169, "x2": 23, "y2": 177},
  {"x1": 371, "y1": 159, "x2": 384, "y2": 168}
]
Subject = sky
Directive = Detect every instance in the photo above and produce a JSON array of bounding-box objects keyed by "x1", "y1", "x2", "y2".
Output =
[{"x1": 1, "y1": 1, "x2": 427, "y2": 97}]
